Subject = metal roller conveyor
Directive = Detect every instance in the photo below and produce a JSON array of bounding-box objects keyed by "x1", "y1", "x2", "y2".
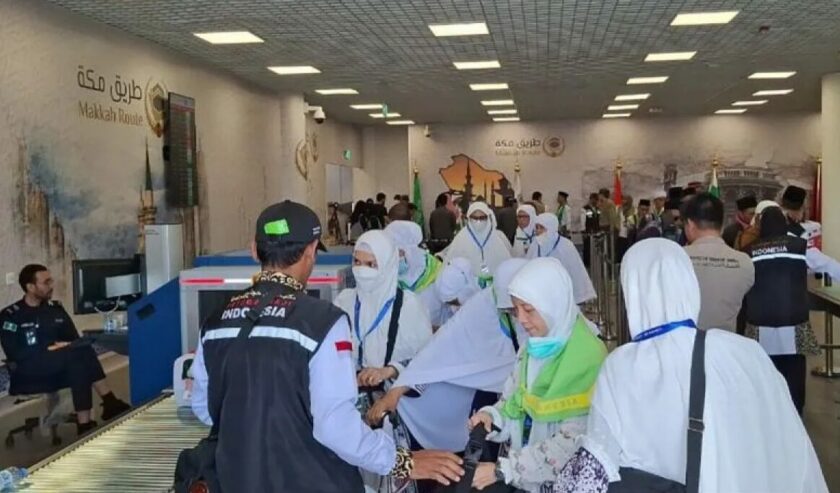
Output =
[{"x1": 21, "y1": 394, "x2": 208, "y2": 493}]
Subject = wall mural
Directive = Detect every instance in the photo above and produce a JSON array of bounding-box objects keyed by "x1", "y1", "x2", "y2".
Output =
[{"x1": 439, "y1": 153, "x2": 514, "y2": 208}]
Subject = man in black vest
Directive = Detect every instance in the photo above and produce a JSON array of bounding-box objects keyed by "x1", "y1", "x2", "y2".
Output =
[
  {"x1": 781, "y1": 185, "x2": 840, "y2": 279},
  {"x1": 192, "y1": 201, "x2": 463, "y2": 492},
  {"x1": 581, "y1": 192, "x2": 600, "y2": 267}
]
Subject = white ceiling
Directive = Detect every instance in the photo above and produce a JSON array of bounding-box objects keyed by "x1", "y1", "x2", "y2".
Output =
[{"x1": 46, "y1": 0, "x2": 840, "y2": 125}]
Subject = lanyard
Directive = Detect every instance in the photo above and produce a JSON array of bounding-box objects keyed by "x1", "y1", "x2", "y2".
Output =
[
  {"x1": 467, "y1": 225, "x2": 492, "y2": 261},
  {"x1": 633, "y1": 319, "x2": 696, "y2": 342},
  {"x1": 353, "y1": 295, "x2": 396, "y2": 367},
  {"x1": 537, "y1": 235, "x2": 561, "y2": 257}
]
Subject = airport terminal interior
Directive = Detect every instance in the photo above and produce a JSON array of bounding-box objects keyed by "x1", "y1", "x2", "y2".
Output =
[{"x1": 1, "y1": 0, "x2": 839, "y2": 491}]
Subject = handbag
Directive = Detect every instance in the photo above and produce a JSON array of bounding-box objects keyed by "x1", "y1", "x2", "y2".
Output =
[
  {"x1": 608, "y1": 329, "x2": 707, "y2": 493},
  {"x1": 173, "y1": 283, "x2": 285, "y2": 493}
]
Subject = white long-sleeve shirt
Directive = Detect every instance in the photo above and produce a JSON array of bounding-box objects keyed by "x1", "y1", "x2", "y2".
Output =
[{"x1": 190, "y1": 317, "x2": 397, "y2": 475}]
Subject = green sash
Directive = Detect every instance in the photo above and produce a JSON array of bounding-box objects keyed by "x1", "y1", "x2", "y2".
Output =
[
  {"x1": 398, "y1": 253, "x2": 442, "y2": 293},
  {"x1": 501, "y1": 317, "x2": 606, "y2": 423}
]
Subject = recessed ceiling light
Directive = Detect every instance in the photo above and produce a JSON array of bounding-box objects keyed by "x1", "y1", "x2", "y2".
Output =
[
  {"x1": 481, "y1": 99, "x2": 515, "y2": 106},
  {"x1": 615, "y1": 93, "x2": 650, "y2": 101},
  {"x1": 350, "y1": 104, "x2": 384, "y2": 110},
  {"x1": 267, "y1": 65, "x2": 321, "y2": 75},
  {"x1": 487, "y1": 109, "x2": 517, "y2": 115},
  {"x1": 715, "y1": 108, "x2": 747, "y2": 114},
  {"x1": 470, "y1": 83, "x2": 509, "y2": 91},
  {"x1": 493, "y1": 117, "x2": 520, "y2": 122},
  {"x1": 748, "y1": 71, "x2": 796, "y2": 79},
  {"x1": 671, "y1": 11, "x2": 739, "y2": 26},
  {"x1": 453, "y1": 60, "x2": 501, "y2": 70},
  {"x1": 386, "y1": 120, "x2": 415, "y2": 125},
  {"x1": 429, "y1": 22, "x2": 489, "y2": 37},
  {"x1": 732, "y1": 100, "x2": 768, "y2": 106},
  {"x1": 645, "y1": 52, "x2": 696, "y2": 62},
  {"x1": 369, "y1": 112, "x2": 402, "y2": 119},
  {"x1": 627, "y1": 76, "x2": 669, "y2": 85},
  {"x1": 603, "y1": 113, "x2": 632, "y2": 118},
  {"x1": 315, "y1": 88, "x2": 358, "y2": 95},
  {"x1": 193, "y1": 31, "x2": 264, "y2": 44},
  {"x1": 753, "y1": 89, "x2": 794, "y2": 96},
  {"x1": 608, "y1": 104, "x2": 639, "y2": 111}
]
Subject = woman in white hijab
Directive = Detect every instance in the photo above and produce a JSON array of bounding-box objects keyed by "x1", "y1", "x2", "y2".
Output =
[
  {"x1": 384, "y1": 220, "x2": 446, "y2": 327},
  {"x1": 334, "y1": 230, "x2": 433, "y2": 388},
  {"x1": 554, "y1": 238, "x2": 827, "y2": 493},
  {"x1": 365, "y1": 259, "x2": 529, "y2": 452},
  {"x1": 434, "y1": 257, "x2": 481, "y2": 327},
  {"x1": 444, "y1": 202, "x2": 512, "y2": 285},
  {"x1": 469, "y1": 258, "x2": 607, "y2": 492},
  {"x1": 512, "y1": 204, "x2": 538, "y2": 258},
  {"x1": 527, "y1": 213, "x2": 596, "y2": 305}
]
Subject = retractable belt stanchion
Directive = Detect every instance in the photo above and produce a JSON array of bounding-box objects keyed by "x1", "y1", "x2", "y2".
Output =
[{"x1": 600, "y1": 230, "x2": 617, "y2": 341}]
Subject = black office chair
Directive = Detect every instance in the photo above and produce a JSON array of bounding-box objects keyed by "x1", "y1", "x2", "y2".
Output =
[{"x1": 4, "y1": 361, "x2": 75, "y2": 448}]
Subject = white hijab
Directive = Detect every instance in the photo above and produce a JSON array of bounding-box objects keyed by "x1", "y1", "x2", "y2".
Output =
[
  {"x1": 435, "y1": 257, "x2": 480, "y2": 305},
  {"x1": 527, "y1": 213, "x2": 596, "y2": 304},
  {"x1": 395, "y1": 258, "x2": 528, "y2": 451},
  {"x1": 582, "y1": 238, "x2": 827, "y2": 492},
  {"x1": 513, "y1": 204, "x2": 538, "y2": 257},
  {"x1": 753, "y1": 200, "x2": 780, "y2": 225},
  {"x1": 508, "y1": 257, "x2": 578, "y2": 343},
  {"x1": 334, "y1": 230, "x2": 432, "y2": 369},
  {"x1": 444, "y1": 202, "x2": 512, "y2": 276},
  {"x1": 384, "y1": 220, "x2": 427, "y2": 287}
]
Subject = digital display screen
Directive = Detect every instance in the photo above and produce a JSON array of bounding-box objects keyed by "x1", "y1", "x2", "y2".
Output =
[{"x1": 165, "y1": 93, "x2": 198, "y2": 207}]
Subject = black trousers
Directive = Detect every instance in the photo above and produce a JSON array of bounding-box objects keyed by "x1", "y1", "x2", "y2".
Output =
[
  {"x1": 13, "y1": 345, "x2": 106, "y2": 412},
  {"x1": 769, "y1": 354, "x2": 806, "y2": 415}
]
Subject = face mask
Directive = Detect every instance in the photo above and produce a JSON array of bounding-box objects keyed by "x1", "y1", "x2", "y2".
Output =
[
  {"x1": 398, "y1": 257, "x2": 409, "y2": 276},
  {"x1": 527, "y1": 337, "x2": 566, "y2": 359},
  {"x1": 352, "y1": 266, "x2": 379, "y2": 292},
  {"x1": 536, "y1": 233, "x2": 550, "y2": 248},
  {"x1": 470, "y1": 219, "x2": 489, "y2": 234}
]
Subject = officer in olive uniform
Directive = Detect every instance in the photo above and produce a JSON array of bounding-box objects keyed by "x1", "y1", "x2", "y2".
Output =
[{"x1": 0, "y1": 264, "x2": 130, "y2": 435}]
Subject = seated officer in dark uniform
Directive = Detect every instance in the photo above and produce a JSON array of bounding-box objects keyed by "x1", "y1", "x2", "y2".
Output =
[{"x1": 0, "y1": 264, "x2": 130, "y2": 435}]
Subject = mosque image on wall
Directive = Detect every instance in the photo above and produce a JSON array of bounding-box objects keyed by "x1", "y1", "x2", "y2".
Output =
[{"x1": 438, "y1": 154, "x2": 514, "y2": 209}]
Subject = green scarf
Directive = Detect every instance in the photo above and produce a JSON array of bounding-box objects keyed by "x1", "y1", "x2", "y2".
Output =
[
  {"x1": 398, "y1": 253, "x2": 442, "y2": 293},
  {"x1": 501, "y1": 317, "x2": 606, "y2": 423}
]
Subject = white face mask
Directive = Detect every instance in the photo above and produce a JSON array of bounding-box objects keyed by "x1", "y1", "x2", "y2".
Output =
[
  {"x1": 536, "y1": 232, "x2": 551, "y2": 248},
  {"x1": 470, "y1": 219, "x2": 489, "y2": 234},
  {"x1": 352, "y1": 266, "x2": 379, "y2": 292}
]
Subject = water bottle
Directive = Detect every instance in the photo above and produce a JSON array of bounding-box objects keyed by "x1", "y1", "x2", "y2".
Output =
[{"x1": 0, "y1": 467, "x2": 28, "y2": 491}]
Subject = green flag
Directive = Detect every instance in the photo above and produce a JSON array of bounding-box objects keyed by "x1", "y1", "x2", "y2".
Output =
[
  {"x1": 412, "y1": 172, "x2": 424, "y2": 227},
  {"x1": 708, "y1": 166, "x2": 720, "y2": 198}
]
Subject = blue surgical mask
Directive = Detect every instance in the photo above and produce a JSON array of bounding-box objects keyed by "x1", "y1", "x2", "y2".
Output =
[
  {"x1": 527, "y1": 337, "x2": 566, "y2": 359},
  {"x1": 398, "y1": 257, "x2": 409, "y2": 276}
]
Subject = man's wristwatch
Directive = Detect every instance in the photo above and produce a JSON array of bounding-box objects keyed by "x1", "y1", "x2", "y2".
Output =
[{"x1": 494, "y1": 463, "x2": 506, "y2": 483}]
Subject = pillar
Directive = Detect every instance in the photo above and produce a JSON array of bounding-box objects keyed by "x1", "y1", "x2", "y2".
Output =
[
  {"x1": 822, "y1": 74, "x2": 840, "y2": 259},
  {"x1": 269, "y1": 92, "x2": 308, "y2": 204}
]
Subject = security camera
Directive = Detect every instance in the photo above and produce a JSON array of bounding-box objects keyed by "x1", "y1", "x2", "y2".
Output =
[
  {"x1": 424, "y1": 124, "x2": 432, "y2": 138},
  {"x1": 304, "y1": 103, "x2": 326, "y2": 124}
]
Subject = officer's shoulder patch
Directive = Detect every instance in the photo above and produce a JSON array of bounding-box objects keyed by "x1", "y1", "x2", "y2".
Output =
[{"x1": 2, "y1": 321, "x2": 17, "y2": 333}]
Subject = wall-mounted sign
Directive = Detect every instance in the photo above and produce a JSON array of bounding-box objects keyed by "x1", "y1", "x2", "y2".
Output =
[
  {"x1": 494, "y1": 136, "x2": 565, "y2": 158},
  {"x1": 439, "y1": 154, "x2": 514, "y2": 208}
]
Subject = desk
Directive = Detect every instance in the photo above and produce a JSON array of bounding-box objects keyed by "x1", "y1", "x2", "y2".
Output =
[
  {"x1": 82, "y1": 329, "x2": 129, "y2": 356},
  {"x1": 808, "y1": 278, "x2": 840, "y2": 378}
]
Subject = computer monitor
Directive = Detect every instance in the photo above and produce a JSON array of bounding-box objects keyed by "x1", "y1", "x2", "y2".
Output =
[{"x1": 72, "y1": 257, "x2": 143, "y2": 314}]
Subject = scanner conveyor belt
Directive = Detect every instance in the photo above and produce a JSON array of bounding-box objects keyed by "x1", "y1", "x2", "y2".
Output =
[{"x1": 22, "y1": 394, "x2": 208, "y2": 492}]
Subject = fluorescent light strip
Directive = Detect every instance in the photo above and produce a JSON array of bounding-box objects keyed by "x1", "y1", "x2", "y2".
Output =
[
  {"x1": 615, "y1": 93, "x2": 650, "y2": 101},
  {"x1": 753, "y1": 89, "x2": 793, "y2": 96},
  {"x1": 267, "y1": 65, "x2": 320, "y2": 75},
  {"x1": 627, "y1": 76, "x2": 669, "y2": 85},
  {"x1": 645, "y1": 52, "x2": 696, "y2": 62},
  {"x1": 493, "y1": 117, "x2": 520, "y2": 122},
  {"x1": 470, "y1": 83, "x2": 509, "y2": 91},
  {"x1": 608, "y1": 104, "x2": 639, "y2": 111},
  {"x1": 351, "y1": 104, "x2": 384, "y2": 110},
  {"x1": 481, "y1": 99, "x2": 515, "y2": 106},
  {"x1": 748, "y1": 71, "x2": 796, "y2": 79},
  {"x1": 603, "y1": 113, "x2": 631, "y2": 118},
  {"x1": 193, "y1": 31, "x2": 264, "y2": 44},
  {"x1": 315, "y1": 88, "x2": 358, "y2": 95},
  {"x1": 429, "y1": 22, "x2": 489, "y2": 37},
  {"x1": 386, "y1": 120, "x2": 415, "y2": 125},
  {"x1": 715, "y1": 109, "x2": 747, "y2": 114},
  {"x1": 487, "y1": 109, "x2": 517, "y2": 115},
  {"x1": 453, "y1": 60, "x2": 501, "y2": 70},
  {"x1": 671, "y1": 11, "x2": 739, "y2": 26},
  {"x1": 732, "y1": 100, "x2": 768, "y2": 106},
  {"x1": 369, "y1": 112, "x2": 402, "y2": 119}
]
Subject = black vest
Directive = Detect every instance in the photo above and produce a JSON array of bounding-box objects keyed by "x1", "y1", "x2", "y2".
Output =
[
  {"x1": 583, "y1": 205, "x2": 600, "y2": 233},
  {"x1": 744, "y1": 235, "x2": 808, "y2": 327},
  {"x1": 202, "y1": 281, "x2": 364, "y2": 493}
]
